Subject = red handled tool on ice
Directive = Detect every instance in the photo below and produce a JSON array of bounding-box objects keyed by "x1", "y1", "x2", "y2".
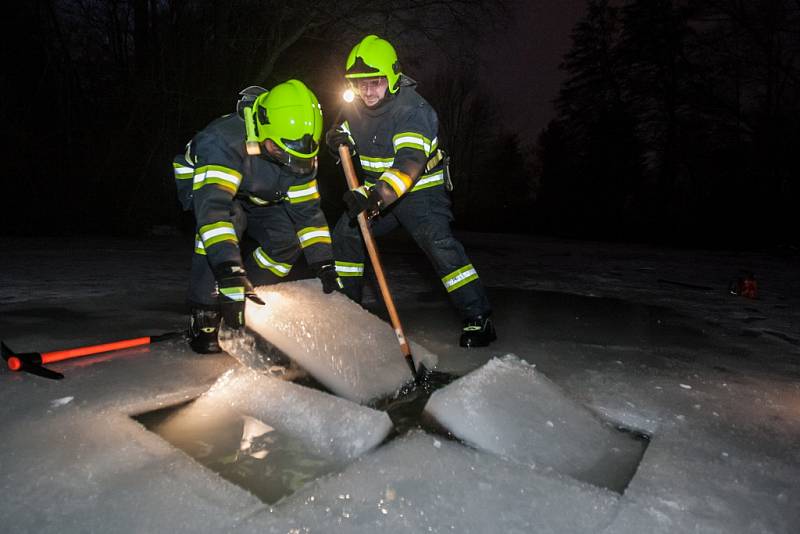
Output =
[
  {"x1": 2, "y1": 332, "x2": 185, "y2": 380},
  {"x1": 338, "y1": 145, "x2": 425, "y2": 381}
]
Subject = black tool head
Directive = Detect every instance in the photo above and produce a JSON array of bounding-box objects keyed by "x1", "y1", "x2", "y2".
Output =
[
  {"x1": 2, "y1": 341, "x2": 63, "y2": 380},
  {"x1": 1, "y1": 340, "x2": 14, "y2": 362}
]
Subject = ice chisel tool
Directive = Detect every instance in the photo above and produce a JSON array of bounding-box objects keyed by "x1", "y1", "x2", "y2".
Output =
[
  {"x1": 338, "y1": 145, "x2": 427, "y2": 382},
  {"x1": 1, "y1": 332, "x2": 184, "y2": 379}
]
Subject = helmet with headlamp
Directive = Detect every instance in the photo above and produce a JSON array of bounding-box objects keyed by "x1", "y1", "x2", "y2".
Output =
[{"x1": 345, "y1": 35, "x2": 402, "y2": 94}]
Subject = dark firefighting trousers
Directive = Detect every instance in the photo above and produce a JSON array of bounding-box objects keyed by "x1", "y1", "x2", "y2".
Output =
[
  {"x1": 332, "y1": 186, "x2": 491, "y2": 320},
  {"x1": 188, "y1": 201, "x2": 307, "y2": 307}
]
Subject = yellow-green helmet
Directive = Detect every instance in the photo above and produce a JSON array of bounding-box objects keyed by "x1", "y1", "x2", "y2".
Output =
[
  {"x1": 245, "y1": 79, "x2": 323, "y2": 159},
  {"x1": 345, "y1": 35, "x2": 402, "y2": 94}
]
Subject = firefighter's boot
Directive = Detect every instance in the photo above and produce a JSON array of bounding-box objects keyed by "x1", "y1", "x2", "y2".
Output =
[
  {"x1": 459, "y1": 314, "x2": 497, "y2": 348},
  {"x1": 189, "y1": 307, "x2": 222, "y2": 354}
]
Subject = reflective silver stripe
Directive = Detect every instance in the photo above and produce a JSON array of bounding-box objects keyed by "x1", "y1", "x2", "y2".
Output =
[
  {"x1": 380, "y1": 169, "x2": 412, "y2": 196},
  {"x1": 360, "y1": 157, "x2": 393, "y2": 171},
  {"x1": 220, "y1": 287, "x2": 245, "y2": 301},
  {"x1": 298, "y1": 228, "x2": 330, "y2": 243},
  {"x1": 412, "y1": 170, "x2": 444, "y2": 190},
  {"x1": 334, "y1": 261, "x2": 364, "y2": 276},
  {"x1": 199, "y1": 169, "x2": 241, "y2": 188},
  {"x1": 286, "y1": 180, "x2": 319, "y2": 203},
  {"x1": 442, "y1": 264, "x2": 479, "y2": 292},
  {"x1": 201, "y1": 226, "x2": 236, "y2": 241},
  {"x1": 174, "y1": 165, "x2": 194, "y2": 177},
  {"x1": 194, "y1": 235, "x2": 206, "y2": 255},
  {"x1": 253, "y1": 248, "x2": 291, "y2": 276},
  {"x1": 297, "y1": 226, "x2": 331, "y2": 248},
  {"x1": 192, "y1": 165, "x2": 243, "y2": 194},
  {"x1": 393, "y1": 135, "x2": 430, "y2": 153}
]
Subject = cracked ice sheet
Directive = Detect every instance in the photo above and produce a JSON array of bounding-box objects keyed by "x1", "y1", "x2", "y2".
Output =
[
  {"x1": 192, "y1": 368, "x2": 393, "y2": 460},
  {"x1": 602, "y1": 429, "x2": 800, "y2": 533},
  {"x1": 424, "y1": 355, "x2": 645, "y2": 490},
  {"x1": 245, "y1": 279, "x2": 438, "y2": 404},
  {"x1": 238, "y1": 430, "x2": 620, "y2": 533},
  {"x1": 0, "y1": 409, "x2": 266, "y2": 533}
]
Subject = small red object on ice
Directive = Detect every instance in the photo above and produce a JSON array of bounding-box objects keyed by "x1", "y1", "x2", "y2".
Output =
[{"x1": 740, "y1": 275, "x2": 758, "y2": 299}]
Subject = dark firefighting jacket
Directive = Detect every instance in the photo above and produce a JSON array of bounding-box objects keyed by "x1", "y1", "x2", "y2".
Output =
[
  {"x1": 335, "y1": 82, "x2": 445, "y2": 205},
  {"x1": 173, "y1": 113, "x2": 332, "y2": 276}
]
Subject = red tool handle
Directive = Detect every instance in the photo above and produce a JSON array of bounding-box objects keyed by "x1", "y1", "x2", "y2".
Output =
[
  {"x1": 4, "y1": 332, "x2": 183, "y2": 373},
  {"x1": 40, "y1": 337, "x2": 153, "y2": 364}
]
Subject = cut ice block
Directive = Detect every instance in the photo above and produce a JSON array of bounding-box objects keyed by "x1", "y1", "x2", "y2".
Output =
[
  {"x1": 194, "y1": 368, "x2": 394, "y2": 460},
  {"x1": 244, "y1": 280, "x2": 437, "y2": 403},
  {"x1": 423, "y1": 355, "x2": 645, "y2": 490},
  {"x1": 240, "y1": 430, "x2": 619, "y2": 532}
]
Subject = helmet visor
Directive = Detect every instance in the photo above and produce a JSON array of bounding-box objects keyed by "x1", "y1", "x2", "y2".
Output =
[
  {"x1": 282, "y1": 135, "x2": 319, "y2": 158},
  {"x1": 287, "y1": 155, "x2": 317, "y2": 176},
  {"x1": 269, "y1": 145, "x2": 317, "y2": 175}
]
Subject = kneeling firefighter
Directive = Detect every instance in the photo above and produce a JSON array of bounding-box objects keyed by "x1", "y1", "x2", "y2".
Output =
[
  {"x1": 327, "y1": 35, "x2": 496, "y2": 347},
  {"x1": 173, "y1": 80, "x2": 342, "y2": 354}
]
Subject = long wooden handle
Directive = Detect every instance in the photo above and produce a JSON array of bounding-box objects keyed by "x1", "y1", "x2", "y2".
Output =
[{"x1": 338, "y1": 146, "x2": 416, "y2": 370}]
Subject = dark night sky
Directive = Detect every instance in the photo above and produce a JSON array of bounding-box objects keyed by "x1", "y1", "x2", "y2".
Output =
[{"x1": 482, "y1": 0, "x2": 587, "y2": 144}]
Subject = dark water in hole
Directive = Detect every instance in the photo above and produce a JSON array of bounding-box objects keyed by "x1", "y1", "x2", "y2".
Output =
[
  {"x1": 589, "y1": 428, "x2": 650, "y2": 494},
  {"x1": 132, "y1": 370, "x2": 457, "y2": 505},
  {"x1": 372, "y1": 370, "x2": 459, "y2": 436},
  {"x1": 135, "y1": 367, "x2": 646, "y2": 502},
  {"x1": 134, "y1": 398, "x2": 343, "y2": 505}
]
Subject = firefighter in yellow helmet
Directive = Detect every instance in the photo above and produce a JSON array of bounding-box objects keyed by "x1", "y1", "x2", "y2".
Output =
[
  {"x1": 327, "y1": 35, "x2": 496, "y2": 347},
  {"x1": 173, "y1": 80, "x2": 342, "y2": 354}
]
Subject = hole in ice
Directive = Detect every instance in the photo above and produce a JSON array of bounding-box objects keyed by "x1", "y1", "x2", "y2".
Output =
[
  {"x1": 372, "y1": 370, "x2": 459, "y2": 437},
  {"x1": 133, "y1": 398, "x2": 344, "y2": 505},
  {"x1": 589, "y1": 427, "x2": 650, "y2": 494}
]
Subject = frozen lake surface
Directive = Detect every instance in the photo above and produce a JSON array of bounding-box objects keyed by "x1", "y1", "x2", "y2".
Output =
[{"x1": 1, "y1": 233, "x2": 798, "y2": 532}]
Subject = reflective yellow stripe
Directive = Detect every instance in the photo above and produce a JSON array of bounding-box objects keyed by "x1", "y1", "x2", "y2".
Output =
[
  {"x1": 220, "y1": 286, "x2": 245, "y2": 301},
  {"x1": 287, "y1": 180, "x2": 320, "y2": 204},
  {"x1": 442, "y1": 264, "x2": 479, "y2": 292},
  {"x1": 173, "y1": 162, "x2": 194, "y2": 180},
  {"x1": 199, "y1": 221, "x2": 238, "y2": 248},
  {"x1": 194, "y1": 234, "x2": 206, "y2": 255},
  {"x1": 335, "y1": 260, "x2": 364, "y2": 277},
  {"x1": 360, "y1": 155, "x2": 393, "y2": 172},
  {"x1": 411, "y1": 170, "x2": 444, "y2": 192},
  {"x1": 192, "y1": 165, "x2": 242, "y2": 195},
  {"x1": 392, "y1": 132, "x2": 433, "y2": 155},
  {"x1": 252, "y1": 248, "x2": 292, "y2": 277},
  {"x1": 297, "y1": 226, "x2": 331, "y2": 248},
  {"x1": 379, "y1": 169, "x2": 413, "y2": 196}
]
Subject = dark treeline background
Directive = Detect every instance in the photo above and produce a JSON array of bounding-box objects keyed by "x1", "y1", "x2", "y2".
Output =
[
  {"x1": 3, "y1": 0, "x2": 799, "y2": 248},
  {"x1": 537, "y1": 0, "x2": 800, "y2": 247}
]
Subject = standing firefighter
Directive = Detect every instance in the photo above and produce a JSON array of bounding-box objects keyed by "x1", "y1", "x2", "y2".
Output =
[
  {"x1": 174, "y1": 80, "x2": 342, "y2": 354},
  {"x1": 327, "y1": 35, "x2": 496, "y2": 347}
]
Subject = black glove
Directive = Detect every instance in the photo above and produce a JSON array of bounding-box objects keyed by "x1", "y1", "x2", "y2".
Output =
[
  {"x1": 343, "y1": 185, "x2": 383, "y2": 220},
  {"x1": 312, "y1": 262, "x2": 344, "y2": 294},
  {"x1": 215, "y1": 264, "x2": 265, "y2": 329},
  {"x1": 325, "y1": 128, "x2": 355, "y2": 155}
]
